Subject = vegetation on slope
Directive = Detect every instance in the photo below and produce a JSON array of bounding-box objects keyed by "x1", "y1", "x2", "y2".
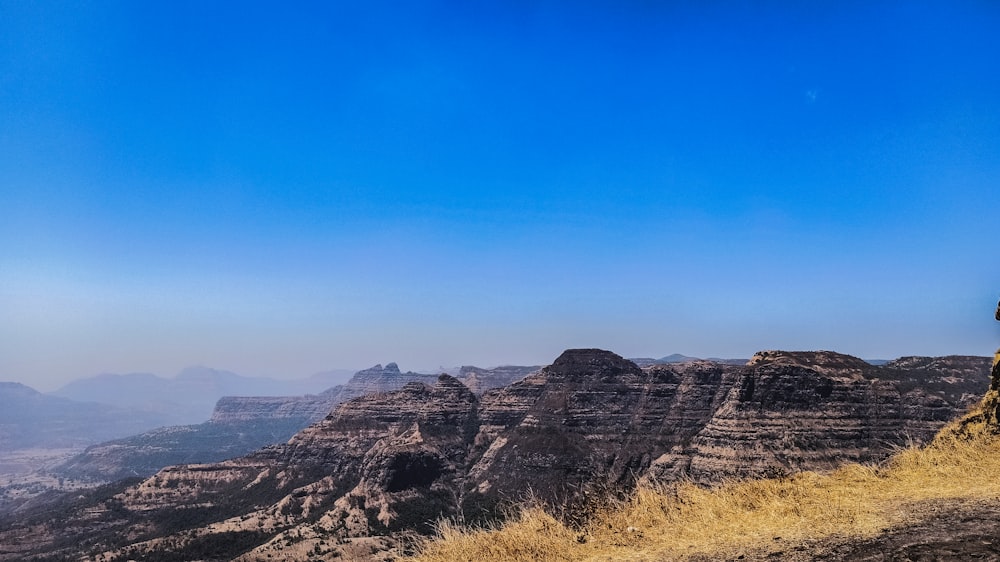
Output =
[{"x1": 410, "y1": 389, "x2": 1000, "y2": 562}]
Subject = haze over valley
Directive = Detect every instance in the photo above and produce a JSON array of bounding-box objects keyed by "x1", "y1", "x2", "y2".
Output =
[{"x1": 2, "y1": 1, "x2": 1000, "y2": 560}]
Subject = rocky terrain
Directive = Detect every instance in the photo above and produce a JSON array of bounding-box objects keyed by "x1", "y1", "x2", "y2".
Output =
[
  {"x1": 0, "y1": 349, "x2": 990, "y2": 561},
  {"x1": 451, "y1": 364, "x2": 540, "y2": 394},
  {"x1": 652, "y1": 351, "x2": 989, "y2": 483},
  {"x1": 47, "y1": 362, "x2": 538, "y2": 482}
]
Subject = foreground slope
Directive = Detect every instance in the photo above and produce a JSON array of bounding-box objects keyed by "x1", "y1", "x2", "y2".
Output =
[
  {"x1": 0, "y1": 349, "x2": 989, "y2": 561},
  {"x1": 412, "y1": 357, "x2": 1000, "y2": 561}
]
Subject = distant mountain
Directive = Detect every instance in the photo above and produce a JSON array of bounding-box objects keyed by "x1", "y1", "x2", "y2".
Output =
[
  {"x1": 4, "y1": 349, "x2": 990, "y2": 561},
  {"x1": 52, "y1": 363, "x2": 537, "y2": 481},
  {"x1": 48, "y1": 366, "x2": 354, "y2": 426},
  {"x1": 659, "y1": 353, "x2": 701, "y2": 363},
  {"x1": 630, "y1": 354, "x2": 748, "y2": 367},
  {"x1": 0, "y1": 382, "x2": 171, "y2": 451}
]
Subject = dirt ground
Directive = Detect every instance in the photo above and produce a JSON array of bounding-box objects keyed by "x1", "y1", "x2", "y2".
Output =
[{"x1": 722, "y1": 497, "x2": 1000, "y2": 562}]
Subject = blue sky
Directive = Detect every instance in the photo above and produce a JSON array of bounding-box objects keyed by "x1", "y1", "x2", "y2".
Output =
[{"x1": 2, "y1": 2, "x2": 999, "y2": 390}]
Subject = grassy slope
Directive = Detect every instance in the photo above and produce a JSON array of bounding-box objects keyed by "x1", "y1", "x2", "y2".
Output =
[{"x1": 410, "y1": 388, "x2": 1000, "y2": 562}]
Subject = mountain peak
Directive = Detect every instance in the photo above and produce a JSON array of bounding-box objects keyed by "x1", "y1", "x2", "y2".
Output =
[
  {"x1": 547, "y1": 348, "x2": 643, "y2": 378},
  {"x1": 747, "y1": 350, "x2": 874, "y2": 378}
]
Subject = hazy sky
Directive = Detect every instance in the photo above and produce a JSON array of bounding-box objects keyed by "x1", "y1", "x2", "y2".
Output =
[{"x1": 3, "y1": 2, "x2": 999, "y2": 391}]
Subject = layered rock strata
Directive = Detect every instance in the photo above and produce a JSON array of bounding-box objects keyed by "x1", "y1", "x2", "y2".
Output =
[
  {"x1": 52, "y1": 363, "x2": 535, "y2": 482},
  {"x1": 659, "y1": 351, "x2": 989, "y2": 483},
  {"x1": 1, "y1": 349, "x2": 990, "y2": 562}
]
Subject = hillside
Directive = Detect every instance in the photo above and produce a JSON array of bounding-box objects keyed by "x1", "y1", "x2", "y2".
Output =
[
  {"x1": 0, "y1": 382, "x2": 171, "y2": 451},
  {"x1": 411, "y1": 360, "x2": 1000, "y2": 561},
  {"x1": 49, "y1": 363, "x2": 538, "y2": 481},
  {"x1": 0, "y1": 349, "x2": 989, "y2": 561}
]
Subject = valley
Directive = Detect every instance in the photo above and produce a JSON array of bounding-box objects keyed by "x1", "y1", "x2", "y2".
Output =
[{"x1": 0, "y1": 349, "x2": 990, "y2": 561}]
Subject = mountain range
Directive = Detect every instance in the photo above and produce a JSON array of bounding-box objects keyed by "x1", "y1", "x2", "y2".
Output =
[
  {"x1": 0, "y1": 348, "x2": 989, "y2": 561},
  {"x1": 47, "y1": 366, "x2": 356, "y2": 427},
  {"x1": 51, "y1": 363, "x2": 539, "y2": 481},
  {"x1": 0, "y1": 382, "x2": 171, "y2": 451}
]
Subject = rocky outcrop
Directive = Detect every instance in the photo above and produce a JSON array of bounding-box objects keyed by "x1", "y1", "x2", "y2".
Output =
[
  {"x1": 467, "y1": 350, "x2": 741, "y2": 503},
  {"x1": 51, "y1": 361, "x2": 529, "y2": 481},
  {"x1": 660, "y1": 351, "x2": 990, "y2": 483},
  {"x1": 455, "y1": 365, "x2": 539, "y2": 394},
  {"x1": 207, "y1": 363, "x2": 537, "y2": 424},
  {"x1": 209, "y1": 394, "x2": 336, "y2": 423},
  {"x1": 1, "y1": 349, "x2": 991, "y2": 562}
]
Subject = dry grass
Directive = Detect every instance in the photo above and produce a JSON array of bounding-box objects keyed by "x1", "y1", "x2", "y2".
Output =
[{"x1": 410, "y1": 391, "x2": 1000, "y2": 562}]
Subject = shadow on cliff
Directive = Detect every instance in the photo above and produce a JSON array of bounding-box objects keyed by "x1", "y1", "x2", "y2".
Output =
[{"x1": 410, "y1": 350, "x2": 1000, "y2": 562}]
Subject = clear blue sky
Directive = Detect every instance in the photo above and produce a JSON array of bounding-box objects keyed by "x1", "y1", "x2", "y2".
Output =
[{"x1": 2, "y1": 2, "x2": 999, "y2": 390}]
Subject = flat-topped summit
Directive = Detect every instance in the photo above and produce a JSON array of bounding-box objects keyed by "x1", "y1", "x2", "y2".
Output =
[
  {"x1": 747, "y1": 350, "x2": 875, "y2": 379},
  {"x1": 2, "y1": 349, "x2": 993, "y2": 561},
  {"x1": 545, "y1": 348, "x2": 643, "y2": 379}
]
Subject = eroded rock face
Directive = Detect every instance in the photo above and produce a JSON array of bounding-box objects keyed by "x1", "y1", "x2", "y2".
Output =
[
  {"x1": 467, "y1": 350, "x2": 741, "y2": 503},
  {"x1": 456, "y1": 365, "x2": 540, "y2": 394},
  {"x1": 1, "y1": 349, "x2": 991, "y2": 562},
  {"x1": 209, "y1": 395, "x2": 336, "y2": 423},
  {"x1": 51, "y1": 362, "x2": 534, "y2": 482},
  {"x1": 667, "y1": 352, "x2": 991, "y2": 483}
]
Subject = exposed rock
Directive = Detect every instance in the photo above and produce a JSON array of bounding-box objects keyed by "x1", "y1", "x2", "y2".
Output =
[
  {"x1": 49, "y1": 362, "x2": 532, "y2": 482},
  {"x1": 666, "y1": 352, "x2": 990, "y2": 483},
  {"x1": 209, "y1": 394, "x2": 337, "y2": 423},
  {"x1": 0, "y1": 349, "x2": 991, "y2": 562},
  {"x1": 467, "y1": 350, "x2": 741, "y2": 504},
  {"x1": 455, "y1": 365, "x2": 540, "y2": 394}
]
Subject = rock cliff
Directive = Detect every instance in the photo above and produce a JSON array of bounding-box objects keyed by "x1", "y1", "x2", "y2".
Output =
[
  {"x1": 1, "y1": 349, "x2": 990, "y2": 561},
  {"x1": 659, "y1": 351, "x2": 989, "y2": 483},
  {"x1": 51, "y1": 362, "x2": 537, "y2": 482}
]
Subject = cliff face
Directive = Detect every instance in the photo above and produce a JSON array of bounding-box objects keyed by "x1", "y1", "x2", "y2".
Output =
[
  {"x1": 455, "y1": 365, "x2": 540, "y2": 394},
  {"x1": 2, "y1": 349, "x2": 991, "y2": 562},
  {"x1": 205, "y1": 363, "x2": 438, "y2": 425},
  {"x1": 662, "y1": 351, "x2": 990, "y2": 483},
  {"x1": 53, "y1": 363, "x2": 536, "y2": 481},
  {"x1": 209, "y1": 395, "x2": 336, "y2": 423},
  {"x1": 467, "y1": 350, "x2": 741, "y2": 503}
]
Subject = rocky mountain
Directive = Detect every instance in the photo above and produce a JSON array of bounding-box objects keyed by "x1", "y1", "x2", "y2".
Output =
[
  {"x1": 452, "y1": 364, "x2": 540, "y2": 394},
  {"x1": 0, "y1": 382, "x2": 171, "y2": 452},
  {"x1": 50, "y1": 363, "x2": 537, "y2": 482},
  {"x1": 0, "y1": 349, "x2": 989, "y2": 561},
  {"x1": 648, "y1": 351, "x2": 990, "y2": 483}
]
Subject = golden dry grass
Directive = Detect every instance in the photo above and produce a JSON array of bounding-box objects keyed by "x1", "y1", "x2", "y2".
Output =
[{"x1": 410, "y1": 391, "x2": 1000, "y2": 562}]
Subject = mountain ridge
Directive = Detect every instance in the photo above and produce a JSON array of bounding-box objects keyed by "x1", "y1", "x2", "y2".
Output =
[{"x1": 0, "y1": 348, "x2": 990, "y2": 561}]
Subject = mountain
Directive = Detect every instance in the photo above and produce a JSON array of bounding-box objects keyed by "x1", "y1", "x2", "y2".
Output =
[
  {"x1": 48, "y1": 366, "x2": 355, "y2": 426},
  {"x1": 630, "y1": 354, "x2": 748, "y2": 367},
  {"x1": 0, "y1": 382, "x2": 171, "y2": 451},
  {"x1": 0, "y1": 349, "x2": 989, "y2": 561},
  {"x1": 50, "y1": 363, "x2": 538, "y2": 482}
]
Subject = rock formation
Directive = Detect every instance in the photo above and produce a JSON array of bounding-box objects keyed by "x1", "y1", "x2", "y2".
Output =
[
  {"x1": 51, "y1": 363, "x2": 537, "y2": 482},
  {"x1": 0, "y1": 349, "x2": 991, "y2": 561},
  {"x1": 658, "y1": 351, "x2": 988, "y2": 483}
]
